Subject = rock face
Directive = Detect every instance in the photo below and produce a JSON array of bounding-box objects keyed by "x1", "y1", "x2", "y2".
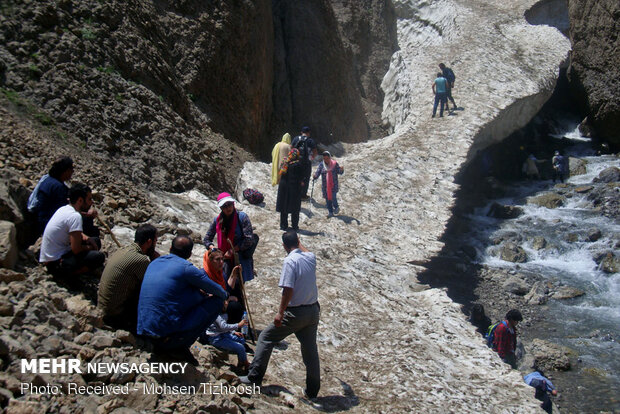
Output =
[
  {"x1": 567, "y1": 0, "x2": 620, "y2": 148},
  {"x1": 0, "y1": 220, "x2": 17, "y2": 269}
]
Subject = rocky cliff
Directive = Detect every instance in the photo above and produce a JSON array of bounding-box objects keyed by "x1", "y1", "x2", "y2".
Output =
[{"x1": 568, "y1": 0, "x2": 620, "y2": 148}]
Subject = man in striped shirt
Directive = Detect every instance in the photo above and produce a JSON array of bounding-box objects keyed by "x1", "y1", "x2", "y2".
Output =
[{"x1": 98, "y1": 224, "x2": 159, "y2": 332}]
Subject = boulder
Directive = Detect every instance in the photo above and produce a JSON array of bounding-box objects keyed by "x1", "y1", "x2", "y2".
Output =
[
  {"x1": 499, "y1": 243, "x2": 528, "y2": 263},
  {"x1": 598, "y1": 252, "x2": 619, "y2": 274},
  {"x1": 529, "y1": 338, "x2": 572, "y2": 371},
  {"x1": 0, "y1": 221, "x2": 17, "y2": 269},
  {"x1": 528, "y1": 193, "x2": 565, "y2": 209},
  {"x1": 531, "y1": 236, "x2": 547, "y2": 250},
  {"x1": 568, "y1": 157, "x2": 587, "y2": 177},
  {"x1": 487, "y1": 202, "x2": 523, "y2": 219},
  {"x1": 586, "y1": 228, "x2": 602, "y2": 242},
  {"x1": 524, "y1": 281, "x2": 549, "y2": 305},
  {"x1": 552, "y1": 286, "x2": 585, "y2": 300},
  {"x1": 574, "y1": 185, "x2": 593, "y2": 193},
  {"x1": 502, "y1": 276, "x2": 529, "y2": 295},
  {"x1": 593, "y1": 166, "x2": 620, "y2": 183},
  {"x1": 0, "y1": 180, "x2": 23, "y2": 224}
]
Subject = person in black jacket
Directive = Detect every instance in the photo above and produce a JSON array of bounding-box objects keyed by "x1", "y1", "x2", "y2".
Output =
[
  {"x1": 276, "y1": 148, "x2": 304, "y2": 230},
  {"x1": 439, "y1": 63, "x2": 458, "y2": 111}
]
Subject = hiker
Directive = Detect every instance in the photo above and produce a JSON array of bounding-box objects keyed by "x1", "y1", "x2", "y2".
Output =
[
  {"x1": 200, "y1": 300, "x2": 250, "y2": 372},
  {"x1": 551, "y1": 150, "x2": 567, "y2": 183},
  {"x1": 39, "y1": 183, "x2": 105, "y2": 278},
  {"x1": 313, "y1": 151, "x2": 344, "y2": 218},
  {"x1": 524, "y1": 370, "x2": 557, "y2": 414},
  {"x1": 97, "y1": 224, "x2": 159, "y2": 332},
  {"x1": 203, "y1": 192, "x2": 257, "y2": 298},
  {"x1": 432, "y1": 72, "x2": 449, "y2": 118},
  {"x1": 28, "y1": 157, "x2": 100, "y2": 239},
  {"x1": 137, "y1": 235, "x2": 228, "y2": 365},
  {"x1": 271, "y1": 133, "x2": 292, "y2": 186},
  {"x1": 276, "y1": 148, "x2": 304, "y2": 230},
  {"x1": 291, "y1": 126, "x2": 317, "y2": 199},
  {"x1": 439, "y1": 63, "x2": 457, "y2": 111},
  {"x1": 522, "y1": 154, "x2": 545, "y2": 180},
  {"x1": 203, "y1": 246, "x2": 245, "y2": 323},
  {"x1": 492, "y1": 309, "x2": 523, "y2": 369},
  {"x1": 469, "y1": 304, "x2": 492, "y2": 336},
  {"x1": 28, "y1": 157, "x2": 73, "y2": 236},
  {"x1": 240, "y1": 230, "x2": 320, "y2": 399}
]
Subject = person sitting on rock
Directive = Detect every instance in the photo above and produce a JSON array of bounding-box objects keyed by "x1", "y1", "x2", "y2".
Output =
[
  {"x1": 313, "y1": 151, "x2": 344, "y2": 218},
  {"x1": 98, "y1": 224, "x2": 160, "y2": 332},
  {"x1": 39, "y1": 183, "x2": 105, "y2": 278},
  {"x1": 137, "y1": 235, "x2": 228, "y2": 365},
  {"x1": 524, "y1": 370, "x2": 557, "y2": 413},
  {"x1": 492, "y1": 309, "x2": 523, "y2": 369},
  {"x1": 203, "y1": 246, "x2": 244, "y2": 323},
  {"x1": 200, "y1": 299, "x2": 250, "y2": 372},
  {"x1": 28, "y1": 156, "x2": 74, "y2": 236}
]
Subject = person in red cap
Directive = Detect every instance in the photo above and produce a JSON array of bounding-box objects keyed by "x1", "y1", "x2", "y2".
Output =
[{"x1": 203, "y1": 193, "x2": 257, "y2": 314}]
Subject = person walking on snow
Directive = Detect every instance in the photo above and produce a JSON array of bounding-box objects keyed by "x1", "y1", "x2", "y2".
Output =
[
  {"x1": 432, "y1": 72, "x2": 449, "y2": 118},
  {"x1": 271, "y1": 133, "x2": 291, "y2": 186},
  {"x1": 439, "y1": 63, "x2": 457, "y2": 111},
  {"x1": 313, "y1": 151, "x2": 344, "y2": 218}
]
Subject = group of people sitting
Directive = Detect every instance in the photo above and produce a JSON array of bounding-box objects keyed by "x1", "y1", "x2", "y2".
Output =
[
  {"x1": 32, "y1": 157, "x2": 259, "y2": 368},
  {"x1": 271, "y1": 126, "x2": 345, "y2": 229}
]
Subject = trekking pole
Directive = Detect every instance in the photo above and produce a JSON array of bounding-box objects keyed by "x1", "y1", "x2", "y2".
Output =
[
  {"x1": 310, "y1": 179, "x2": 315, "y2": 211},
  {"x1": 228, "y1": 238, "x2": 256, "y2": 344},
  {"x1": 96, "y1": 215, "x2": 121, "y2": 247}
]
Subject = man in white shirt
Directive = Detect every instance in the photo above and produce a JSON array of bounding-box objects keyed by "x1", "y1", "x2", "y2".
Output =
[
  {"x1": 39, "y1": 183, "x2": 105, "y2": 277},
  {"x1": 240, "y1": 230, "x2": 320, "y2": 398}
]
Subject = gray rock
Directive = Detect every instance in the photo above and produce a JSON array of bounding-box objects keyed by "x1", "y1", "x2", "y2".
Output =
[
  {"x1": 524, "y1": 281, "x2": 549, "y2": 305},
  {"x1": 487, "y1": 202, "x2": 523, "y2": 219},
  {"x1": 90, "y1": 335, "x2": 118, "y2": 350},
  {"x1": 529, "y1": 338, "x2": 572, "y2": 371},
  {"x1": 75, "y1": 332, "x2": 93, "y2": 345},
  {"x1": 586, "y1": 228, "x2": 602, "y2": 242},
  {"x1": 0, "y1": 221, "x2": 17, "y2": 269},
  {"x1": 528, "y1": 193, "x2": 566, "y2": 209},
  {"x1": 599, "y1": 252, "x2": 619, "y2": 274},
  {"x1": 64, "y1": 295, "x2": 103, "y2": 330},
  {"x1": 499, "y1": 242, "x2": 528, "y2": 263},
  {"x1": 0, "y1": 298, "x2": 14, "y2": 317},
  {"x1": 531, "y1": 236, "x2": 547, "y2": 250},
  {"x1": 502, "y1": 276, "x2": 529, "y2": 295},
  {"x1": 0, "y1": 180, "x2": 23, "y2": 224},
  {"x1": 568, "y1": 157, "x2": 587, "y2": 177},
  {"x1": 0, "y1": 269, "x2": 26, "y2": 283},
  {"x1": 593, "y1": 166, "x2": 620, "y2": 183},
  {"x1": 552, "y1": 286, "x2": 585, "y2": 300}
]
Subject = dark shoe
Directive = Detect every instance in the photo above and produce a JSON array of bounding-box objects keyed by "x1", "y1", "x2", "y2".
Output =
[
  {"x1": 239, "y1": 375, "x2": 261, "y2": 387},
  {"x1": 301, "y1": 195, "x2": 310, "y2": 200},
  {"x1": 303, "y1": 388, "x2": 318, "y2": 399},
  {"x1": 163, "y1": 347, "x2": 199, "y2": 366},
  {"x1": 431, "y1": 114, "x2": 435, "y2": 118}
]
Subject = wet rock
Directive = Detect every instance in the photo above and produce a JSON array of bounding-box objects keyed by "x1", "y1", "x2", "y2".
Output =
[
  {"x1": 0, "y1": 221, "x2": 17, "y2": 269},
  {"x1": 499, "y1": 242, "x2": 528, "y2": 263},
  {"x1": 568, "y1": 157, "x2": 587, "y2": 177},
  {"x1": 528, "y1": 193, "x2": 565, "y2": 209},
  {"x1": 574, "y1": 185, "x2": 593, "y2": 193},
  {"x1": 487, "y1": 202, "x2": 523, "y2": 219},
  {"x1": 565, "y1": 233, "x2": 579, "y2": 243},
  {"x1": 531, "y1": 236, "x2": 547, "y2": 250},
  {"x1": 529, "y1": 339, "x2": 572, "y2": 371},
  {"x1": 524, "y1": 281, "x2": 549, "y2": 305},
  {"x1": 552, "y1": 286, "x2": 585, "y2": 300},
  {"x1": 593, "y1": 166, "x2": 620, "y2": 184},
  {"x1": 586, "y1": 228, "x2": 602, "y2": 242},
  {"x1": 598, "y1": 252, "x2": 619, "y2": 274}
]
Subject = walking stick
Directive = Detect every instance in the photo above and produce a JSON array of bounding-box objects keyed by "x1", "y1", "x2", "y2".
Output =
[
  {"x1": 228, "y1": 238, "x2": 256, "y2": 344},
  {"x1": 310, "y1": 178, "x2": 315, "y2": 211},
  {"x1": 96, "y1": 215, "x2": 121, "y2": 247}
]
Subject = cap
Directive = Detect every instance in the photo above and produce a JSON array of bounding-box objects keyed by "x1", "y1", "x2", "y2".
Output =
[
  {"x1": 217, "y1": 192, "x2": 235, "y2": 208},
  {"x1": 301, "y1": 126, "x2": 311, "y2": 133}
]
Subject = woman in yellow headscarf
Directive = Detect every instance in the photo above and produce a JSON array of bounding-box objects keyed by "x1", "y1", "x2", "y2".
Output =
[{"x1": 271, "y1": 133, "x2": 291, "y2": 186}]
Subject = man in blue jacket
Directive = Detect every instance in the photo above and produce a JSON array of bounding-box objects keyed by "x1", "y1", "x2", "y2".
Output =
[{"x1": 137, "y1": 235, "x2": 228, "y2": 364}]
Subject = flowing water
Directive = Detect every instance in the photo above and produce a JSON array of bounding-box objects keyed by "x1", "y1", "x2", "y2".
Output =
[{"x1": 462, "y1": 122, "x2": 620, "y2": 412}]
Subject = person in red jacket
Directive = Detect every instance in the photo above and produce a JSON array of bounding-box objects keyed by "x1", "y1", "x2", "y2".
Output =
[{"x1": 493, "y1": 309, "x2": 523, "y2": 369}]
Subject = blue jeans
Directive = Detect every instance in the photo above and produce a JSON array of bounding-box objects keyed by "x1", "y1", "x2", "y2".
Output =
[
  {"x1": 209, "y1": 332, "x2": 247, "y2": 362},
  {"x1": 433, "y1": 92, "x2": 447, "y2": 117},
  {"x1": 153, "y1": 296, "x2": 224, "y2": 350},
  {"x1": 326, "y1": 191, "x2": 339, "y2": 214}
]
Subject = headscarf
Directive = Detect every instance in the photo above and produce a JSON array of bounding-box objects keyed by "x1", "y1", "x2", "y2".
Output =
[
  {"x1": 279, "y1": 148, "x2": 300, "y2": 176},
  {"x1": 215, "y1": 207, "x2": 238, "y2": 255},
  {"x1": 322, "y1": 157, "x2": 338, "y2": 201},
  {"x1": 271, "y1": 133, "x2": 292, "y2": 186},
  {"x1": 203, "y1": 249, "x2": 226, "y2": 290}
]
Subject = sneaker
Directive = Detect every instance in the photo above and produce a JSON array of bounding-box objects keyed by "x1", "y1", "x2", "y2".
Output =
[
  {"x1": 334, "y1": 207, "x2": 339, "y2": 215},
  {"x1": 326, "y1": 213, "x2": 334, "y2": 218},
  {"x1": 239, "y1": 375, "x2": 261, "y2": 386}
]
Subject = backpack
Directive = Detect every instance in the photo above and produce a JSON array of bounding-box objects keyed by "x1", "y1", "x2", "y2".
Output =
[
  {"x1": 242, "y1": 188, "x2": 264, "y2": 205},
  {"x1": 294, "y1": 136, "x2": 309, "y2": 160},
  {"x1": 485, "y1": 321, "x2": 507, "y2": 348}
]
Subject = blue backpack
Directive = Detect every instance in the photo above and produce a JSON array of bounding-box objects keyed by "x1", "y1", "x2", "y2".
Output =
[{"x1": 485, "y1": 321, "x2": 507, "y2": 348}]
